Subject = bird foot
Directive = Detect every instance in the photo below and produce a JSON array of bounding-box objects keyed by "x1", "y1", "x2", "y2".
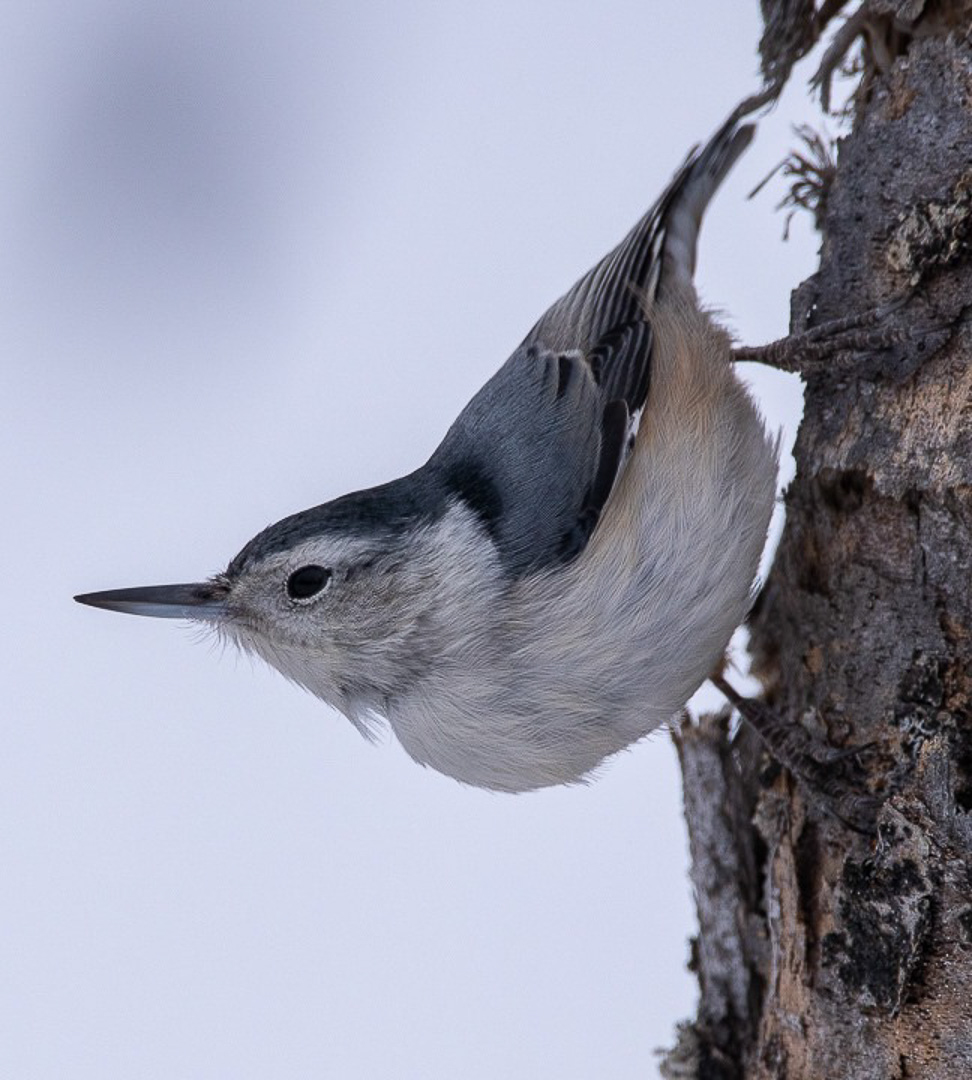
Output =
[
  {"x1": 732, "y1": 299, "x2": 951, "y2": 376},
  {"x1": 712, "y1": 674, "x2": 880, "y2": 833}
]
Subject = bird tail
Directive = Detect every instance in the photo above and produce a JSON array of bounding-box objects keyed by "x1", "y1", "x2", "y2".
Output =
[
  {"x1": 654, "y1": 118, "x2": 754, "y2": 296},
  {"x1": 654, "y1": 86, "x2": 775, "y2": 297},
  {"x1": 523, "y1": 86, "x2": 776, "y2": 351}
]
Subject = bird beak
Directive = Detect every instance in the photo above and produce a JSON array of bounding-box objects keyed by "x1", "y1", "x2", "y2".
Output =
[{"x1": 74, "y1": 582, "x2": 228, "y2": 621}]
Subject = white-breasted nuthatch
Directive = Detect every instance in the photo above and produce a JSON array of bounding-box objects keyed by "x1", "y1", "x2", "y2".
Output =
[{"x1": 77, "y1": 95, "x2": 778, "y2": 792}]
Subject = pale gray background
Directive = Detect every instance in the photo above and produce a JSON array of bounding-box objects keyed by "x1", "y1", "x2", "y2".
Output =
[{"x1": 1, "y1": 2, "x2": 822, "y2": 1077}]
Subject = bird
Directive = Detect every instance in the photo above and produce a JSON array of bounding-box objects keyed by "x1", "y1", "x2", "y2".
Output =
[{"x1": 76, "y1": 93, "x2": 778, "y2": 793}]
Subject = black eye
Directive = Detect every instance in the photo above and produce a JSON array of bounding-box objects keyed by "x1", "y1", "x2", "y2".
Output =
[{"x1": 286, "y1": 565, "x2": 332, "y2": 601}]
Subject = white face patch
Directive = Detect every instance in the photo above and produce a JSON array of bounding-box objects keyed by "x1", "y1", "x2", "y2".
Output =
[{"x1": 218, "y1": 502, "x2": 505, "y2": 744}]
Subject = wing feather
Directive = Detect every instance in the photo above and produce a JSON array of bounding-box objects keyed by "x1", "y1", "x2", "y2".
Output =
[{"x1": 428, "y1": 95, "x2": 769, "y2": 576}]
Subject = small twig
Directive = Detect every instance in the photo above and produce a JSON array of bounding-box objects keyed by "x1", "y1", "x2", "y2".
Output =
[{"x1": 749, "y1": 124, "x2": 837, "y2": 238}]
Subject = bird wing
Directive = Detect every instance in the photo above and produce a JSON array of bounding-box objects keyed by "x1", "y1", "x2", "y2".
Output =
[
  {"x1": 428, "y1": 96, "x2": 766, "y2": 577},
  {"x1": 428, "y1": 319, "x2": 651, "y2": 577}
]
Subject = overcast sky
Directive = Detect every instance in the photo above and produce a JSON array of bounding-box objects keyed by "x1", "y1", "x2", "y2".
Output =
[{"x1": 1, "y1": 3, "x2": 825, "y2": 1077}]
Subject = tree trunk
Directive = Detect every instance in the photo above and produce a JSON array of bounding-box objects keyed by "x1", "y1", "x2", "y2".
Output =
[{"x1": 664, "y1": 16, "x2": 972, "y2": 1080}]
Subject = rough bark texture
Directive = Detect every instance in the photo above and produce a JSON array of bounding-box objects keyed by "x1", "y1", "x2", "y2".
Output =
[{"x1": 665, "y1": 18, "x2": 972, "y2": 1080}]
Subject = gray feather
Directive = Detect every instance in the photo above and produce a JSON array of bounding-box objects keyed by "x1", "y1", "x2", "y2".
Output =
[
  {"x1": 523, "y1": 116, "x2": 756, "y2": 353},
  {"x1": 428, "y1": 323, "x2": 650, "y2": 576},
  {"x1": 426, "y1": 104, "x2": 762, "y2": 576}
]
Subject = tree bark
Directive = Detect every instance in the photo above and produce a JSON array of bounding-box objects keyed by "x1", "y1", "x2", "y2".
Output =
[{"x1": 664, "y1": 14, "x2": 972, "y2": 1080}]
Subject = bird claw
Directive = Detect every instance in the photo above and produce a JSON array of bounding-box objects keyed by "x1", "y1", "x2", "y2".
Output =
[
  {"x1": 732, "y1": 297, "x2": 953, "y2": 376},
  {"x1": 712, "y1": 674, "x2": 880, "y2": 833}
]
